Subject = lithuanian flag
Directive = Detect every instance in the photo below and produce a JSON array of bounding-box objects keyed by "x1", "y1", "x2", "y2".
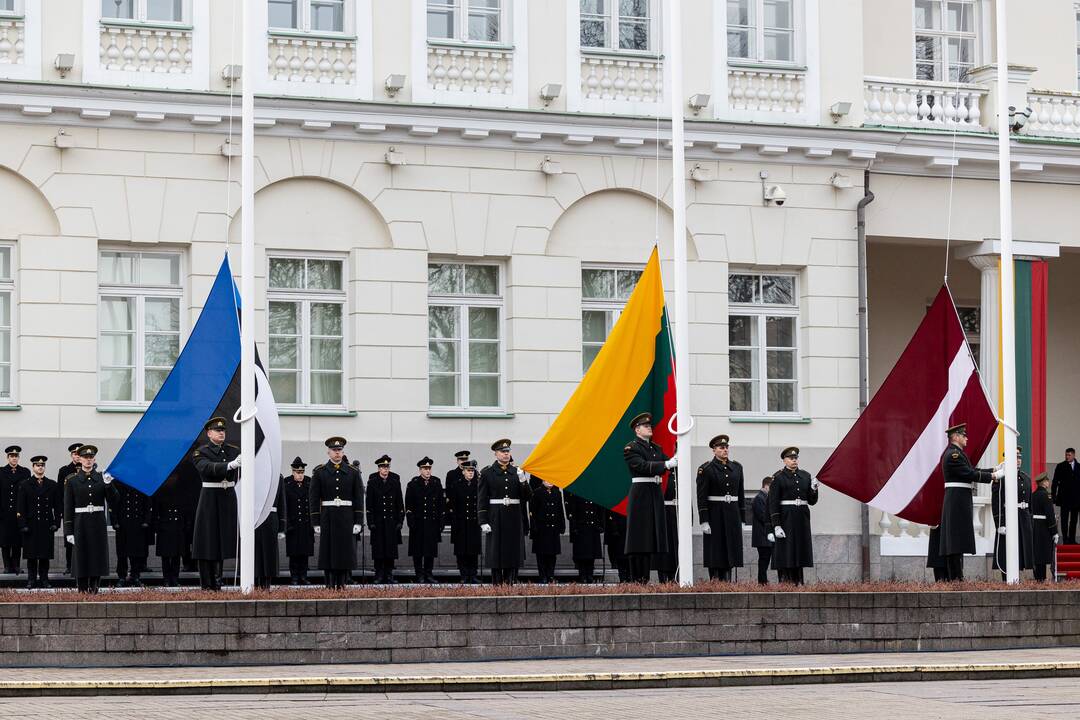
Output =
[{"x1": 522, "y1": 247, "x2": 676, "y2": 514}]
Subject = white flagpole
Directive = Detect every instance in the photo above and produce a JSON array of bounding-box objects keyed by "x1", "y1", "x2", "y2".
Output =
[
  {"x1": 995, "y1": 0, "x2": 1020, "y2": 584},
  {"x1": 666, "y1": 0, "x2": 694, "y2": 586},
  {"x1": 239, "y1": 0, "x2": 257, "y2": 594}
]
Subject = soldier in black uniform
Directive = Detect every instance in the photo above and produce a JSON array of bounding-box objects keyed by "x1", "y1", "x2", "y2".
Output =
[
  {"x1": 655, "y1": 474, "x2": 680, "y2": 583},
  {"x1": 1031, "y1": 472, "x2": 1059, "y2": 581},
  {"x1": 111, "y1": 480, "x2": 154, "y2": 587},
  {"x1": 697, "y1": 434, "x2": 745, "y2": 581},
  {"x1": 751, "y1": 476, "x2": 773, "y2": 585},
  {"x1": 445, "y1": 459, "x2": 482, "y2": 583},
  {"x1": 17, "y1": 455, "x2": 61, "y2": 589},
  {"x1": 64, "y1": 445, "x2": 118, "y2": 593},
  {"x1": 529, "y1": 479, "x2": 565, "y2": 584},
  {"x1": 310, "y1": 436, "x2": 364, "y2": 589},
  {"x1": 604, "y1": 509, "x2": 630, "y2": 582},
  {"x1": 565, "y1": 491, "x2": 604, "y2": 583},
  {"x1": 152, "y1": 471, "x2": 188, "y2": 587},
  {"x1": 478, "y1": 438, "x2": 532, "y2": 585},
  {"x1": 0, "y1": 445, "x2": 29, "y2": 574},
  {"x1": 283, "y1": 457, "x2": 314, "y2": 585},
  {"x1": 444, "y1": 450, "x2": 471, "y2": 493},
  {"x1": 191, "y1": 417, "x2": 241, "y2": 591},
  {"x1": 405, "y1": 457, "x2": 444, "y2": 583},
  {"x1": 992, "y1": 447, "x2": 1034, "y2": 580},
  {"x1": 254, "y1": 474, "x2": 285, "y2": 590},
  {"x1": 768, "y1": 447, "x2": 818, "y2": 585},
  {"x1": 367, "y1": 455, "x2": 403, "y2": 584},
  {"x1": 939, "y1": 423, "x2": 1002, "y2": 581},
  {"x1": 56, "y1": 442, "x2": 82, "y2": 575},
  {"x1": 622, "y1": 412, "x2": 676, "y2": 583}
]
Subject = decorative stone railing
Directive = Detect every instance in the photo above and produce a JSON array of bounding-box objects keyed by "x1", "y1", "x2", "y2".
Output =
[
  {"x1": 0, "y1": 16, "x2": 24, "y2": 66},
  {"x1": 99, "y1": 22, "x2": 193, "y2": 74},
  {"x1": 267, "y1": 32, "x2": 357, "y2": 85},
  {"x1": 579, "y1": 52, "x2": 663, "y2": 104},
  {"x1": 863, "y1": 77, "x2": 988, "y2": 130},
  {"x1": 727, "y1": 65, "x2": 806, "y2": 116},
  {"x1": 878, "y1": 498, "x2": 993, "y2": 557},
  {"x1": 427, "y1": 43, "x2": 514, "y2": 95},
  {"x1": 1025, "y1": 89, "x2": 1080, "y2": 138}
]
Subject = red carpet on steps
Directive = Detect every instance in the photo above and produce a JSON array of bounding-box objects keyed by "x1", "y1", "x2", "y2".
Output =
[{"x1": 1058, "y1": 544, "x2": 1080, "y2": 579}]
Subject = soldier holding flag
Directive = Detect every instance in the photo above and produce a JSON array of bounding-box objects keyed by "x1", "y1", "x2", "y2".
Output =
[
  {"x1": 191, "y1": 417, "x2": 242, "y2": 591},
  {"x1": 939, "y1": 423, "x2": 1004, "y2": 581},
  {"x1": 622, "y1": 412, "x2": 676, "y2": 584}
]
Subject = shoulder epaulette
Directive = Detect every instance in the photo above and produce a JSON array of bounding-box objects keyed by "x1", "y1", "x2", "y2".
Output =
[
  {"x1": 314, "y1": 463, "x2": 325, "y2": 471},
  {"x1": 226, "y1": 444, "x2": 239, "y2": 450}
]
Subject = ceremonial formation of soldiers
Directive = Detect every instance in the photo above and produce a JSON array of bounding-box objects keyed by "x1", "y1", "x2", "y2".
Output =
[{"x1": 0, "y1": 414, "x2": 1063, "y2": 593}]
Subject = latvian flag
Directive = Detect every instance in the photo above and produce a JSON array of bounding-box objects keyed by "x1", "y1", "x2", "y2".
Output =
[
  {"x1": 818, "y1": 285, "x2": 997, "y2": 526},
  {"x1": 105, "y1": 256, "x2": 282, "y2": 527}
]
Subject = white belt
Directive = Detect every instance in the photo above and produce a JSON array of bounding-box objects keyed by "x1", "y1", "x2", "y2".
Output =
[
  {"x1": 781, "y1": 499, "x2": 808, "y2": 507},
  {"x1": 708, "y1": 495, "x2": 739, "y2": 503},
  {"x1": 944, "y1": 482, "x2": 972, "y2": 490},
  {"x1": 202, "y1": 481, "x2": 235, "y2": 489},
  {"x1": 491, "y1": 498, "x2": 520, "y2": 506},
  {"x1": 632, "y1": 477, "x2": 661, "y2": 484},
  {"x1": 1018, "y1": 502, "x2": 1029, "y2": 509},
  {"x1": 1033, "y1": 514, "x2": 1048, "y2": 520},
  {"x1": 322, "y1": 499, "x2": 352, "y2": 507},
  {"x1": 269, "y1": 507, "x2": 277, "y2": 513},
  {"x1": 664, "y1": 500, "x2": 677, "y2": 506},
  {"x1": 75, "y1": 505, "x2": 104, "y2": 514}
]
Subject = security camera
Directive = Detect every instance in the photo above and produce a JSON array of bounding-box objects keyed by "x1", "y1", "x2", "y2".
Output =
[{"x1": 763, "y1": 185, "x2": 787, "y2": 206}]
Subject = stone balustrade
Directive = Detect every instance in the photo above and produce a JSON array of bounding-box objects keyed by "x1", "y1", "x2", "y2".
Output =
[
  {"x1": 727, "y1": 65, "x2": 806, "y2": 116},
  {"x1": 1025, "y1": 89, "x2": 1080, "y2": 138},
  {"x1": 579, "y1": 52, "x2": 663, "y2": 104},
  {"x1": 267, "y1": 32, "x2": 357, "y2": 85},
  {"x1": 427, "y1": 44, "x2": 514, "y2": 95},
  {"x1": 0, "y1": 16, "x2": 23, "y2": 66},
  {"x1": 99, "y1": 22, "x2": 193, "y2": 74},
  {"x1": 863, "y1": 77, "x2": 987, "y2": 130}
]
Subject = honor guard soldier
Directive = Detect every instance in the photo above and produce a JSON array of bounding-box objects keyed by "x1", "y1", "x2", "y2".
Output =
[
  {"x1": 405, "y1": 457, "x2": 444, "y2": 583},
  {"x1": 992, "y1": 446, "x2": 1034, "y2": 580},
  {"x1": 926, "y1": 525, "x2": 946, "y2": 581},
  {"x1": 697, "y1": 435, "x2": 746, "y2": 582},
  {"x1": 284, "y1": 457, "x2": 314, "y2": 585},
  {"x1": 529, "y1": 479, "x2": 565, "y2": 584},
  {"x1": 111, "y1": 480, "x2": 154, "y2": 587},
  {"x1": 939, "y1": 423, "x2": 1003, "y2": 581},
  {"x1": 565, "y1": 491, "x2": 604, "y2": 584},
  {"x1": 622, "y1": 413, "x2": 676, "y2": 584},
  {"x1": 768, "y1": 447, "x2": 818, "y2": 585},
  {"x1": 446, "y1": 459, "x2": 482, "y2": 583},
  {"x1": 751, "y1": 476, "x2": 773, "y2": 585},
  {"x1": 17, "y1": 456, "x2": 61, "y2": 588},
  {"x1": 0, "y1": 445, "x2": 29, "y2": 574},
  {"x1": 1031, "y1": 472, "x2": 1059, "y2": 581},
  {"x1": 445, "y1": 450, "x2": 471, "y2": 493},
  {"x1": 656, "y1": 473, "x2": 680, "y2": 583},
  {"x1": 310, "y1": 437, "x2": 364, "y2": 589},
  {"x1": 478, "y1": 438, "x2": 532, "y2": 585},
  {"x1": 152, "y1": 472, "x2": 188, "y2": 587},
  {"x1": 191, "y1": 416, "x2": 241, "y2": 591},
  {"x1": 64, "y1": 445, "x2": 118, "y2": 593},
  {"x1": 254, "y1": 474, "x2": 285, "y2": 590},
  {"x1": 57, "y1": 443, "x2": 82, "y2": 575},
  {"x1": 604, "y1": 509, "x2": 630, "y2": 582},
  {"x1": 367, "y1": 455, "x2": 404, "y2": 584}
]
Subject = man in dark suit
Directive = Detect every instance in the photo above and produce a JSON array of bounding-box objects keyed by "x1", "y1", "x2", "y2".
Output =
[
  {"x1": 1052, "y1": 447, "x2": 1080, "y2": 544},
  {"x1": 751, "y1": 475, "x2": 773, "y2": 585}
]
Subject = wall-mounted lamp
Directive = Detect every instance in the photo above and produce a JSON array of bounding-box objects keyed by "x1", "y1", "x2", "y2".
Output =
[
  {"x1": 54, "y1": 53, "x2": 75, "y2": 79},
  {"x1": 539, "y1": 83, "x2": 562, "y2": 106},
  {"x1": 540, "y1": 156, "x2": 562, "y2": 175},
  {"x1": 688, "y1": 93, "x2": 711, "y2": 115},
  {"x1": 828, "y1": 172, "x2": 853, "y2": 189},
  {"x1": 385, "y1": 74, "x2": 407, "y2": 98},
  {"x1": 689, "y1": 163, "x2": 712, "y2": 182},
  {"x1": 221, "y1": 64, "x2": 242, "y2": 87},
  {"x1": 829, "y1": 101, "x2": 852, "y2": 123},
  {"x1": 54, "y1": 128, "x2": 75, "y2": 150},
  {"x1": 385, "y1": 146, "x2": 407, "y2": 166}
]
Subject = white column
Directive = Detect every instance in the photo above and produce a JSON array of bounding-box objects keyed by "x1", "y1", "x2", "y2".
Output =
[{"x1": 968, "y1": 253, "x2": 999, "y2": 478}]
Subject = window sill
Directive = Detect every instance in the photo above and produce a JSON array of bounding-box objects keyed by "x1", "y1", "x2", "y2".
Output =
[
  {"x1": 580, "y1": 47, "x2": 663, "y2": 61},
  {"x1": 97, "y1": 406, "x2": 147, "y2": 413},
  {"x1": 427, "y1": 411, "x2": 515, "y2": 419},
  {"x1": 277, "y1": 408, "x2": 357, "y2": 417},
  {"x1": 427, "y1": 39, "x2": 515, "y2": 52},
  {"x1": 100, "y1": 18, "x2": 194, "y2": 31},
  {"x1": 0, "y1": 404, "x2": 20, "y2": 411},
  {"x1": 726, "y1": 60, "x2": 807, "y2": 73},
  {"x1": 0, "y1": 14, "x2": 25, "y2": 21},
  {"x1": 730, "y1": 415, "x2": 811, "y2": 424},
  {"x1": 268, "y1": 28, "x2": 357, "y2": 41}
]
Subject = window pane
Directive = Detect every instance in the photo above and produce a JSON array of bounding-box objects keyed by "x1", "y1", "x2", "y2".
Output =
[
  {"x1": 100, "y1": 369, "x2": 134, "y2": 402},
  {"x1": 0, "y1": 330, "x2": 8, "y2": 364},
  {"x1": 468, "y1": 7, "x2": 500, "y2": 42},
  {"x1": 582, "y1": 310, "x2": 609, "y2": 343},
  {"x1": 766, "y1": 316, "x2": 794, "y2": 347},
  {"x1": 428, "y1": 263, "x2": 463, "y2": 295},
  {"x1": 729, "y1": 348, "x2": 756, "y2": 380},
  {"x1": 310, "y1": 302, "x2": 342, "y2": 336},
  {"x1": 464, "y1": 265, "x2": 498, "y2": 295},
  {"x1": 469, "y1": 341, "x2": 498, "y2": 373},
  {"x1": 99, "y1": 252, "x2": 137, "y2": 284},
  {"x1": 728, "y1": 315, "x2": 756, "y2": 348},
  {"x1": 145, "y1": 334, "x2": 179, "y2": 366},
  {"x1": 914, "y1": 0, "x2": 940, "y2": 30},
  {"x1": 102, "y1": 0, "x2": 135, "y2": 19},
  {"x1": 146, "y1": 0, "x2": 184, "y2": 22},
  {"x1": 311, "y1": 338, "x2": 342, "y2": 371},
  {"x1": 618, "y1": 19, "x2": 649, "y2": 50},
  {"x1": 269, "y1": 301, "x2": 300, "y2": 336},
  {"x1": 581, "y1": 17, "x2": 608, "y2": 47},
  {"x1": 101, "y1": 297, "x2": 134, "y2": 331},
  {"x1": 0, "y1": 292, "x2": 8, "y2": 327},
  {"x1": 582, "y1": 268, "x2": 615, "y2": 300},
  {"x1": 144, "y1": 297, "x2": 180, "y2": 332},
  {"x1": 727, "y1": 0, "x2": 751, "y2": 26},
  {"x1": 429, "y1": 374, "x2": 458, "y2": 406},
  {"x1": 915, "y1": 61, "x2": 938, "y2": 81},
  {"x1": 948, "y1": 36, "x2": 974, "y2": 65},
  {"x1": 616, "y1": 269, "x2": 642, "y2": 299},
  {"x1": 727, "y1": 29, "x2": 752, "y2": 58},
  {"x1": 269, "y1": 258, "x2": 304, "y2": 289},
  {"x1": 429, "y1": 340, "x2": 458, "y2": 373},
  {"x1": 468, "y1": 307, "x2": 498, "y2": 339},
  {"x1": 730, "y1": 380, "x2": 756, "y2": 413},
  {"x1": 767, "y1": 383, "x2": 795, "y2": 413},
  {"x1": 311, "y1": 0, "x2": 344, "y2": 32},
  {"x1": 915, "y1": 35, "x2": 940, "y2": 65},
  {"x1": 427, "y1": 4, "x2": 455, "y2": 39},
  {"x1": 270, "y1": 371, "x2": 299, "y2": 404},
  {"x1": 469, "y1": 376, "x2": 499, "y2": 407},
  {"x1": 764, "y1": 0, "x2": 791, "y2": 28},
  {"x1": 100, "y1": 334, "x2": 134, "y2": 366},
  {"x1": 946, "y1": 1, "x2": 972, "y2": 32},
  {"x1": 581, "y1": 0, "x2": 606, "y2": 12},
  {"x1": 0, "y1": 0, "x2": 13, "y2": 12},
  {"x1": 140, "y1": 254, "x2": 180, "y2": 286},
  {"x1": 268, "y1": 0, "x2": 298, "y2": 28},
  {"x1": 428, "y1": 305, "x2": 457, "y2": 339},
  {"x1": 764, "y1": 30, "x2": 792, "y2": 62},
  {"x1": 145, "y1": 369, "x2": 169, "y2": 402},
  {"x1": 620, "y1": 0, "x2": 648, "y2": 17},
  {"x1": 310, "y1": 372, "x2": 342, "y2": 405},
  {"x1": 728, "y1": 274, "x2": 758, "y2": 303},
  {"x1": 583, "y1": 344, "x2": 602, "y2": 372},
  {"x1": 0, "y1": 248, "x2": 10, "y2": 280},
  {"x1": 766, "y1": 349, "x2": 794, "y2": 380},
  {"x1": 0, "y1": 366, "x2": 9, "y2": 399},
  {"x1": 762, "y1": 275, "x2": 794, "y2": 305},
  {"x1": 269, "y1": 336, "x2": 299, "y2": 370},
  {"x1": 306, "y1": 259, "x2": 343, "y2": 290}
]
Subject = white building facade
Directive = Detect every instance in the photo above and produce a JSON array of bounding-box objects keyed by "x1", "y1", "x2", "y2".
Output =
[{"x1": 2, "y1": 0, "x2": 1080, "y2": 579}]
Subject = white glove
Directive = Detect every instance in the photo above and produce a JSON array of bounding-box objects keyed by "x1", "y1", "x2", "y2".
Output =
[
  {"x1": 227, "y1": 458, "x2": 241, "y2": 471},
  {"x1": 991, "y1": 466, "x2": 1005, "y2": 480},
  {"x1": 811, "y1": 479, "x2": 819, "y2": 491},
  {"x1": 1054, "y1": 534, "x2": 1060, "y2": 545},
  {"x1": 277, "y1": 532, "x2": 285, "y2": 540},
  {"x1": 767, "y1": 533, "x2": 775, "y2": 543},
  {"x1": 997, "y1": 526, "x2": 1006, "y2": 535},
  {"x1": 665, "y1": 457, "x2": 677, "y2": 470},
  {"x1": 314, "y1": 526, "x2": 321, "y2": 535},
  {"x1": 352, "y1": 524, "x2": 362, "y2": 535},
  {"x1": 481, "y1": 523, "x2": 492, "y2": 533},
  {"x1": 517, "y1": 468, "x2": 530, "y2": 483},
  {"x1": 102, "y1": 472, "x2": 113, "y2": 484},
  {"x1": 66, "y1": 535, "x2": 74, "y2": 544},
  {"x1": 701, "y1": 522, "x2": 711, "y2": 534},
  {"x1": 774, "y1": 526, "x2": 786, "y2": 539}
]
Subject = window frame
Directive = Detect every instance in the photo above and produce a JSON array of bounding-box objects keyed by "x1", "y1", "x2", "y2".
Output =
[
  {"x1": 0, "y1": 244, "x2": 16, "y2": 406},
  {"x1": 268, "y1": 0, "x2": 352, "y2": 35},
  {"x1": 912, "y1": 0, "x2": 979, "y2": 83},
  {"x1": 579, "y1": 0, "x2": 660, "y2": 55},
  {"x1": 97, "y1": 249, "x2": 185, "y2": 408},
  {"x1": 727, "y1": 271, "x2": 800, "y2": 418},
  {"x1": 426, "y1": 0, "x2": 510, "y2": 46},
  {"x1": 725, "y1": 0, "x2": 802, "y2": 66},
  {"x1": 427, "y1": 260, "x2": 505, "y2": 413},
  {"x1": 1075, "y1": 2, "x2": 1080, "y2": 90},
  {"x1": 580, "y1": 264, "x2": 644, "y2": 375},
  {"x1": 266, "y1": 252, "x2": 349, "y2": 410},
  {"x1": 0, "y1": 0, "x2": 21, "y2": 17},
  {"x1": 99, "y1": 0, "x2": 190, "y2": 26}
]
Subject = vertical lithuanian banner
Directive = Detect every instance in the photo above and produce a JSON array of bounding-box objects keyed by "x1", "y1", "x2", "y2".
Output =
[
  {"x1": 1012, "y1": 258, "x2": 1048, "y2": 479},
  {"x1": 522, "y1": 247, "x2": 676, "y2": 514}
]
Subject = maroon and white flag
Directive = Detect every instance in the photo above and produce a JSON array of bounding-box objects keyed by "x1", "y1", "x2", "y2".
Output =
[{"x1": 818, "y1": 285, "x2": 998, "y2": 526}]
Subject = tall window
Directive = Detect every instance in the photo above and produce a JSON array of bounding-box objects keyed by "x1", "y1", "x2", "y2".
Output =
[
  {"x1": 581, "y1": 266, "x2": 642, "y2": 373},
  {"x1": 101, "y1": 0, "x2": 186, "y2": 23},
  {"x1": 580, "y1": 0, "x2": 653, "y2": 52},
  {"x1": 956, "y1": 305, "x2": 980, "y2": 367},
  {"x1": 727, "y1": 0, "x2": 795, "y2": 63},
  {"x1": 98, "y1": 251, "x2": 183, "y2": 405},
  {"x1": 914, "y1": 0, "x2": 976, "y2": 82},
  {"x1": 728, "y1": 272, "x2": 798, "y2": 415},
  {"x1": 269, "y1": 0, "x2": 346, "y2": 33},
  {"x1": 0, "y1": 246, "x2": 13, "y2": 404},
  {"x1": 1076, "y1": 4, "x2": 1080, "y2": 89},
  {"x1": 0, "y1": 1, "x2": 16, "y2": 15},
  {"x1": 268, "y1": 256, "x2": 346, "y2": 407},
  {"x1": 427, "y1": 0, "x2": 504, "y2": 43},
  {"x1": 428, "y1": 262, "x2": 502, "y2": 410}
]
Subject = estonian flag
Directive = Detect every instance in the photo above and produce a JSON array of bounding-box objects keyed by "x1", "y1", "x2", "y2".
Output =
[{"x1": 105, "y1": 255, "x2": 282, "y2": 527}]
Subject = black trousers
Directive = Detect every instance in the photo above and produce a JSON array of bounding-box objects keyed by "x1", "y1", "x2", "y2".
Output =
[
  {"x1": 777, "y1": 567, "x2": 805, "y2": 585},
  {"x1": 1033, "y1": 564, "x2": 1048, "y2": 581},
  {"x1": 26, "y1": 558, "x2": 49, "y2": 584},
  {"x1": 412, "y1": 555, "x2": 435, "y2": 581},
  {"x1": 932, "y1": 566, "x2": 948, "y2": 581},
  {"x1": 490, "y1": 567, "x2": 518, "y2": 585},
  {"x1": 1062, "y1": 507, "x2": 1079, "y2": 543},
  {"x1": 456, "y1": 554, "x2": 478, "y2": 582},
  {"x1": 628, "y1": 553, "x2": 651, "y2": 583},
  {"x1": 944, "y1": 553, "x2": 965, "y2": 581},
  {"x1": 325, "y1": 569, "x2": 350, "y2": 589},
  {"x1": 76, "y1": 576, "x2": 101, "y2": 593},
  {"x1": 197, "y1": 559, "x2": 221, "y2": 590},
  {"x1": 1, "y1": 545, "x2": 21, "y2": 573},
  {"x1": 125, "y1": 556, "x2": 146, "y2": 580},
  {"x1": 289, "y1": 555, "x2": 310, "y2": 581},
  {"x1": 535, "y1": 553, "x2": 556, "y2": 583},
  {"x1": 756, "y1": 547, "x2": 772, "y2": 585},
  {"x1": 709, "y1": 567, "x2": 732, "y2": 581},
  {"x1": 161, "y1": 556, "x2": 181, "y2": 584},
  {"x1": 65, "y1": 542, "x2": 72, "y2": 572},
  {"x1": 574, "y1": 559, "x2": 595, "y2": 583}
]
